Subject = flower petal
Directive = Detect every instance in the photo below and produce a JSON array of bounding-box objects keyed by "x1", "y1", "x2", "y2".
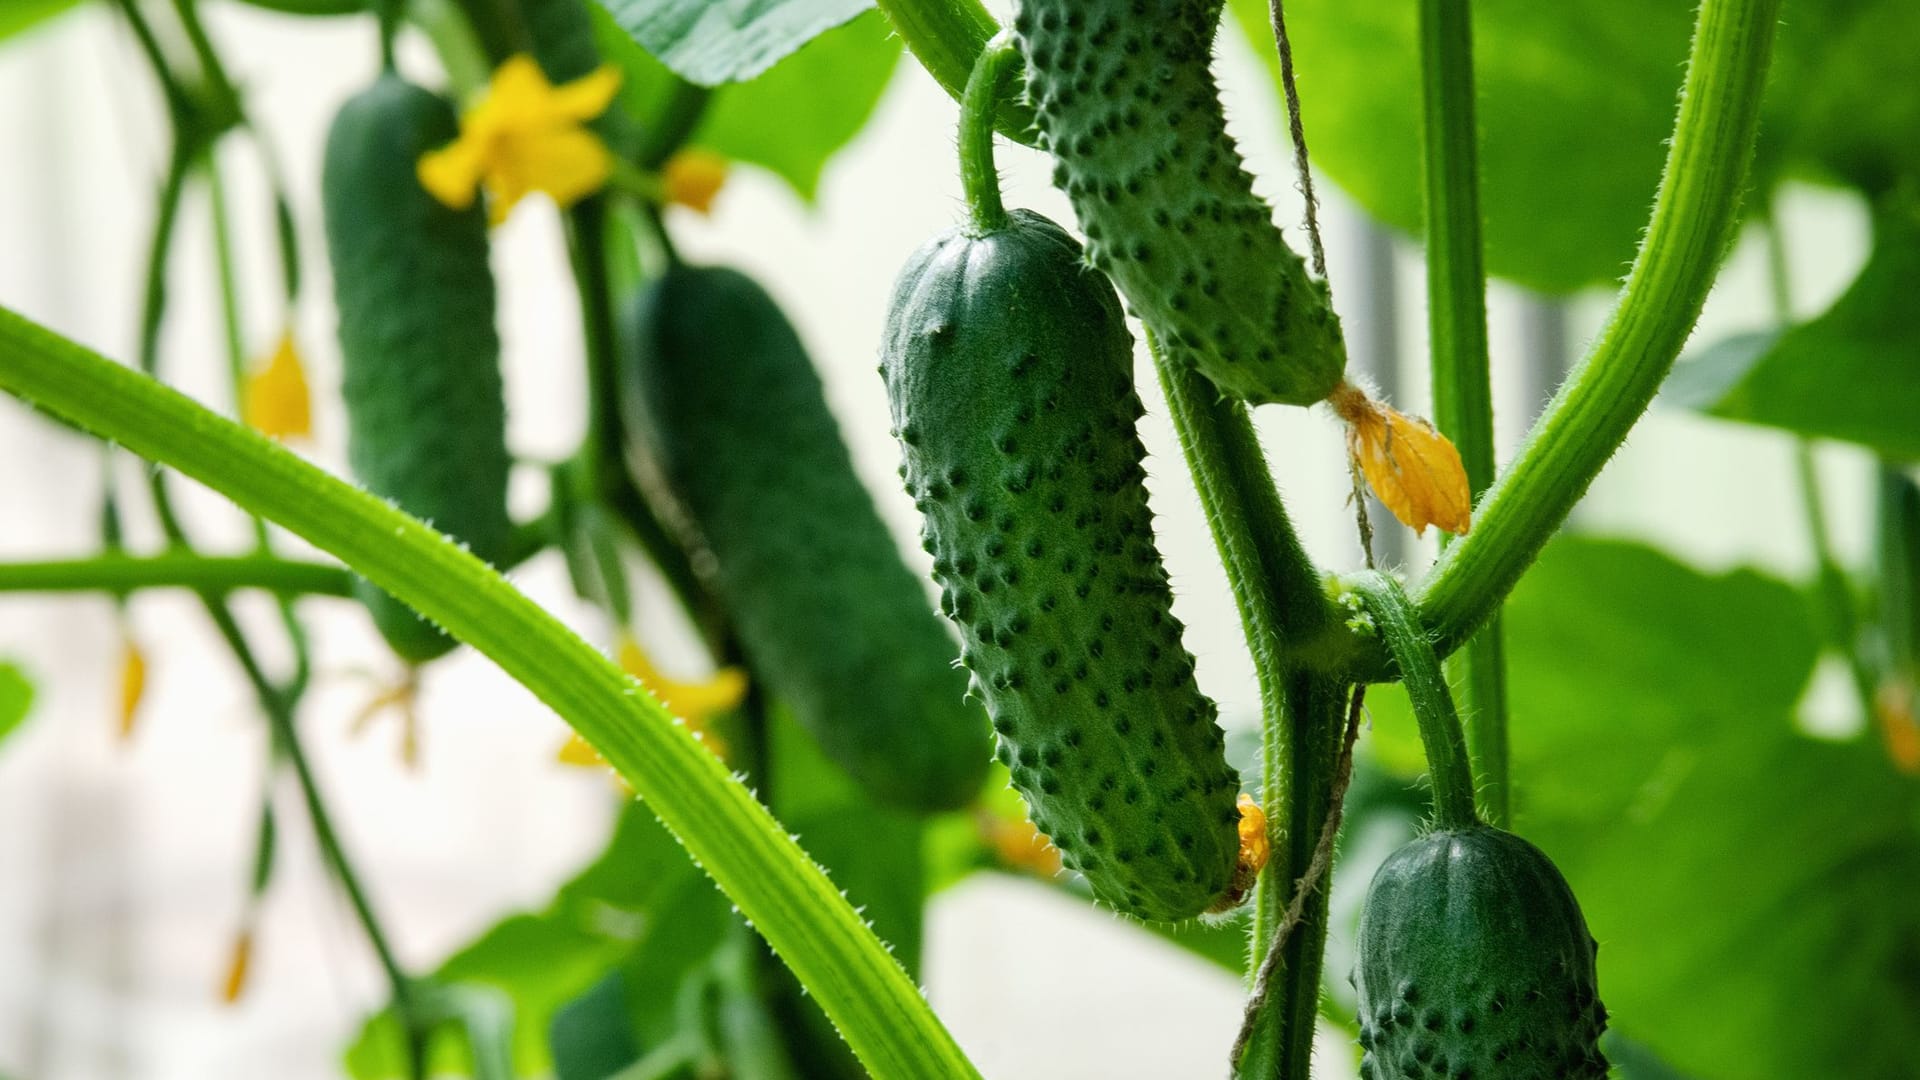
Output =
[
  {"x1": 519, "y1": 127, "x2": 612, "y2": 210},
  {"x1": 417, "y1": 137, "x2": 485, "y2": 210},
  {"x1": 243, "y1": 329, "x2": 312, "y2": 440},
  {"x1": 550, "y1": 65, "x2": 622, "y2": 122},
  {"x1": 1333, "y1": 383, "x2": 1472, "y2": 536},
  {"x1": 664, "y1": 149, "x2": 729, "y2": 214}
]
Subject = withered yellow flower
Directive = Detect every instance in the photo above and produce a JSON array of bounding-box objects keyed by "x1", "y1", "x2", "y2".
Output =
[
  {"x1": 1211, "y1": 792, "x2": 1271, "y2": 911},
  {"x1": 977, "y1": 810, "x2": 1064, "y2": 879},
  {"x1": 1876, "y1": 678, "x2": 1920, "y2": 775},
  {"x1": 242, "y1": 329, "x2": 311, "y2": 440},
  {"x1": 662, "y1": 149, "x2": 729, "y2": 215},
  {"x1": 1330, "y1": 382, "x2": 1472, "y2": 537},
  {"x1": 417, "y1": 55, "x2": 621, "y2": 225},
  {"x1": 117, "y1": 632, "x2": 147, "y2": 741},
  {"x1": 220, "y1": 927, "x2": 254, "y2": 1004},
  {"x1": 559, "y1": 633, "x2": 746, "y2": 769}
]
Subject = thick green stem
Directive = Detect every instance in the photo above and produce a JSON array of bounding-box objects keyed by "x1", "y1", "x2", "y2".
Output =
[
  {"x1": 958, "y1": 32, "x2": 1020, "y2": 234},
  {"x1": 0, "y1": 553, "x2": 351, "y2": 597},
  {"x1": 1412, "y1": 0, "x2": 1781, "y2": 661},
  {"x1": 0, "y1": 309, "x2": 979, "y2": 1080},
  {"x1": 1348, "y1": 573, "x2": 1478, "y2": 828},
  {"x1": 1417, "y1": 0, "x2": 1507, "y2": 825},
  {"x1": 1147, "y1": 333, "x2": 1339, "y2": 1078},
  {"x1": 872, "y1": 0, "x2": 1037, "y2": 145}
]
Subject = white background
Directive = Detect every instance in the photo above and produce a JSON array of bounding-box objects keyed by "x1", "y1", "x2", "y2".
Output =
[{"x1": 0, "y1": 3, "x2": 1878, "y2": 1078}]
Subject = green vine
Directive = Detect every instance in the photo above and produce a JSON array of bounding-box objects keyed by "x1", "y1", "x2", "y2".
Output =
[
  {"x1": 0, "y1": 307, "x2": 979, "y2": 1080},
  {"x1": 0, "y1": 553, "x2": 351, "y2": 596},
  {"x1": 1416, "y1": 0, "x2": 1510, "y2": 826}
]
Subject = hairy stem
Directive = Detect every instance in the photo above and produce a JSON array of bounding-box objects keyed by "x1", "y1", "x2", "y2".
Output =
[
  {"x1": 1347, "y1": 573, "x2": 1478, "y2": 828},
  {"x1": 1412, "y1": 0, "x2": 1782, "y2": 660},
  {"x1": 1417, "y1": 0, "x2": 1508, "y2": 825},
  {"x1": 872, "y1": 0, "x2": 1037, "y2": 144},
  {"x1": 0, "y1": 309, "x2": 979, "y2": 1080},
  {"x1": 958, "y1": 32, "x2": 1020, "y2": 234},
  {"x1": 0, "y1": 553, "x2": 351, "y2": 597}
]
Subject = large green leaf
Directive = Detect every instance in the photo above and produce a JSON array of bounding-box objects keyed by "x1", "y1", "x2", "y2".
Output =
[
  {"x1": 592, "y1": 0, "x2": 871, "y2": 85},
  {"x1": 1664, "y1": 197, "x2": 1920, "y2": 460},
  {"x1": 0, "y1": 662, "x2": 32, "y2": 748},
  {"x1": 1365, "y1": 537, "x2": 1920, "y2": 1079},
  {"x1": 0, "y1": 0, "x2": 78, "y2": 40},
  {"x1": 1762, "y1": 0, "x2": 1920, "y2": 193},
  {"x1": 594, "y1": 8, "x2": 900, "y2": 199},
  {"x1": 1227, "y1": 0, "x2": 1695, "y2": 293}
]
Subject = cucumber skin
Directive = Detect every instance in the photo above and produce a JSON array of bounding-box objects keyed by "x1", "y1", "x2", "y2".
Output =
[
  {"x1": 1354, "y1": 827, "x2": 1609, "y2": 1079},
  {"x1": 619, "y1": 265, "x2": 990, "y2": 814},
  {"x1": 1014, "y1": 0, "x2": 1345, "y2": 406},
  {"x1": 323, "y1": 76, "x2": 511, "y2": 662},
  {"x1": 882, "y1": 210, "x2": 1240, "y2": 922}
]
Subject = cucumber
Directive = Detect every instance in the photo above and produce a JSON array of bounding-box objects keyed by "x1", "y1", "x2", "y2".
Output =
[
  {"x1": 618, "y1": 264, "x2": 990, "y2": 813},
  {"x1": 323, "y1": 75, "x2": 511, "y2": 662},
  {"x1": 1013, "y1": 0, "x2": 1346, "y2": 406},
  {"x1": 881, "y1": 208, "x2": 1241, "y2": 922},
  {"x1": 1354, "y1": 826, "x2": 1609, "y2": 1079}
]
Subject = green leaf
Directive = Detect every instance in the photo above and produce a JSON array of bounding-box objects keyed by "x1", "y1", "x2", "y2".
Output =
[
  {"x1": 1227, "y1": 0, "x2": 1695, "y2": 293},
  {"x1": 592, "y1": 0, "x2": 872, "y2": 85},
  {"x1": 0, "y1": 0, "x2": 78, "y2": 40},
  {"x1": 550, "y1": 971, "x2": 643, "y2": 1080},
  {"x1": 594, "y1": 8, "x2": 899, "y2": 200},
  {"x1": 1763, "y1": 0, "x2": 1920, "y2": 193},
  {"x1": 0, "y1": 662, "x2": 33, "y2": 747},
  {"x1": 1366, "y1": 537, "x2": 1920, "y2": 1078},
  {"x1": 1664, "y1": 197, "x2": 1920, "y2": 460}
]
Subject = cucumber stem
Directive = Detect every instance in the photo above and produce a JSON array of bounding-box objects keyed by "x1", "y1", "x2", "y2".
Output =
[
  {"x1": 957, "y1": 32, "x2": 1021, "y2": 235},
  {"x1": 0, "y1": 553, "x2": 352, "y2": 598},
  {"x1": 1417, "y1": 0, "x2": 1509, "y2": 827},
  {"x1": 873, "y1": 0, "x2": 1038, "y2": 145},
  {"x1": 1347, "y1": 571, "x2": 1479, "y2": 829}
]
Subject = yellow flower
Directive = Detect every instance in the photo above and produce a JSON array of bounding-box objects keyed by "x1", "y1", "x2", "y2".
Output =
[
  {"x1": 417, "y1": 55, "x2": 621, "y2": 225},
  {"x1": 1211, "y1": 793, "x2": 1270, "y2": 912},
  {"x1": 558, "y1": 632, "x2": 747, "y2": 769},
  {"x1": 220, "y1": 926, "x2": 254, "y2": 1005},
  {"x1": 243, "y1": 328, "x2": 311, "y2": 440},
  {"x1": 662, "y1": 149, "x2": 729, "y2": 215},
  {"x1": 116, "y1": 631, "x2": 147, "y2": 741},
  {"x1": 1330, "y1": 381, "x2": 1472, "y2": 537},
  {"x1": 977, "y1": 809, "x2": 1063, "y2": 879},
  {"x1": 1876, "y1": 677, "x2": 1920, "y2": 776}
]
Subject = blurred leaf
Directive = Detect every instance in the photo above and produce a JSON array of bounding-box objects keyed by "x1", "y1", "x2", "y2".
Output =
[
  {"x1": 0, "y1": 0, "x2": 77, "y2": 40},
  {"x1": 0, "y1": 662, "x2": 33, "y2": 747},
  {"x1": 1604, "y1": 1031, "x2": 1701, "y2": 1080},
  {"x1": 591, "y1": 0, "x2": 871, "y2": 85},
  {"x1": 344, "y1": 806, "x2": 700, "y2": 1078},
  {"x1": 1366, "y1": 537, "x2": 1920, "y2": 1078},
  {"x1": 1763, "y1": 0, "x2": 1920, "y2": 193},
  {"x1": 1227, "y1": 0, "x2": 1694, "y2": 293},
  {"x1": 550, "y1": 972, "x2": 643, "y2": 1080},
  {"x1": 594, "y1": 8, "x2": 900, "y2": 200},
  {"x1": 1664, "y1": 198, "x2": 1920, "y2": 460}
]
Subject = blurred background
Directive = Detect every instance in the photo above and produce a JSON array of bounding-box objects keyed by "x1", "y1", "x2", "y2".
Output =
[{"x1": 0, "y1": 1, "x2": 1892, "y2": 1077}]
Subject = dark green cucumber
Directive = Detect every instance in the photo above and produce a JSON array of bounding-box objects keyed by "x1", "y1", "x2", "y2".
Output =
[
  {"x1": 1354, "y1": 826, "x2": 1609, "y2": 1080},
  {"x1": 618, "y1": 264, "x2": 990, "y2": 813},
  {"x1": 323, "y1": 75, "x2": 511, "y2": 662},
  {"x1": 881, "y1": 209, "x2": 1240, "y2": 922},
  {"x1": 1013, "y1": 0, "x2": 1346, "y2": 406}
]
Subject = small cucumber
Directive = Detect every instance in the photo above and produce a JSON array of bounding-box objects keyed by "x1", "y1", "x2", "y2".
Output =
[
  {"x1": 881, "y1": 209, "x2": 1241, "y2": 922},
  {"x1": 323, "y1": 75, "x2": 511, "y2": 662},
  {"x1": 1354, "y1": 826, "x2": 1609, "y2": 1079},
  {"x1": 619, "y1": 264, "x2": 990, "y2": 813},
  {"x1": 1014, "y1": 1, "x2": 1346, "y2": 406}
]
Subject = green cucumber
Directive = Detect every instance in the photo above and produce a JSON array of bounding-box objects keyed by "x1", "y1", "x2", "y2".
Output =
[
  {"x1": 323, "y1": 74, "x2": 511, "y2": 662},
  {"x1": 618, "y1": 264, "x2": 990, "y2": 813},
  {"x1": 1353, "y1": 826, "x2": 1609, "y2": 1080},
  {"x1": 1013, "y1": 0, "x2": 1346, "y2": 406},
  {"x1": 881, "y1": 208, "x2": 1240, "y2": 922}
]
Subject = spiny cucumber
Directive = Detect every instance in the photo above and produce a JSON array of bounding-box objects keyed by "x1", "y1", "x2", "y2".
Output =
[
  {"x1": 881, "y1": 209, "x2": 1241, "y2": 921},
  {"x1": 323, "y1": 74, "x2": 511, "y2": 662},
  {"x1": 618, "y1": 263, "x2": 990, "y2": 813},
  {"x1": 1013, "y1": 0, "x2": 1346, "y2": 406},
  {"x1": 1354, "y1": 826, "x2": 1610, "y2": 1080}
]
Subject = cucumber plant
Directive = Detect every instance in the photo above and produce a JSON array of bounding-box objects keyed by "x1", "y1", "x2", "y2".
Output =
[{"x1": 0, "y1": 0, "x2": 1813, "y2": 1077}]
